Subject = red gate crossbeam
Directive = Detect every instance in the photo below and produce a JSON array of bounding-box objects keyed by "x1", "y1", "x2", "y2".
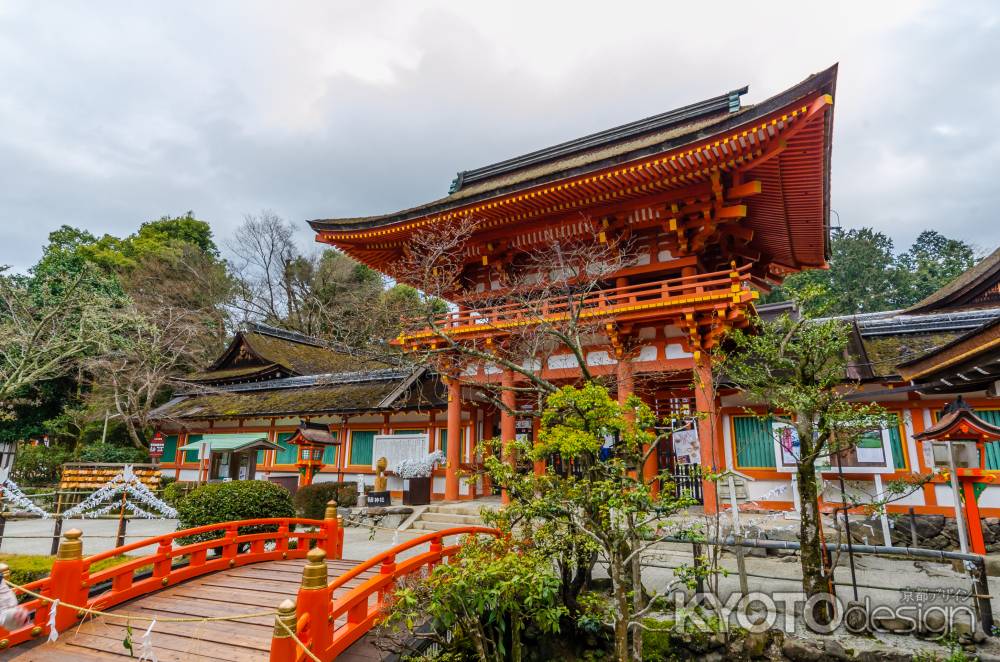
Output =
[
  {"x1": 271, "y1": 526, "x2": 501, "y2": 662},
  {"x1": 394, "y1": 265, "x2": 755, "y2": 349},
  {"x1": 0, "y1": 511, "x2": 344, "y2": 650}
]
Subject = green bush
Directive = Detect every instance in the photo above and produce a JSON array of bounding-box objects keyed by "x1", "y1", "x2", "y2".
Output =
[
  {"x1": 77, "y1": 443, "x2": 149, "y2": 464},
  {"x1": 12, "y1": 444, "x2": 71, "y2": 486},
  {"x1": 293, "y1": 481, "x2": 358, "y2": 518},
  {"x1": 161, "y1": 480, "x2": 196, "y2": 507},
  {"x1": 176, "y1": 480, "x2": 294, "y2": 543}
]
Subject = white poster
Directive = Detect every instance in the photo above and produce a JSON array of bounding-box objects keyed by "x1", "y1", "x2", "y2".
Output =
[
  {"x1": 372, "y1": 434, "x2": 430, "y2": 471},
  {"x1": 672, "y1": 429, "x2": 700, "y2": 464}
]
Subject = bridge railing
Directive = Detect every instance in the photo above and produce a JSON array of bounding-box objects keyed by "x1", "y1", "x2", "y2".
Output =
[
  {"x1": 269, "y1": 526, "x2": 501, "y2": 662},
  {"x1": 0, "y1": 501, "x2": 345, "y2": 650}
]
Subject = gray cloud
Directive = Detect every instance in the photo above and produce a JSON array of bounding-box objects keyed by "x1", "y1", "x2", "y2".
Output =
[{"x1": 1, "y1": 0, "x2": 998, "y2": 272}]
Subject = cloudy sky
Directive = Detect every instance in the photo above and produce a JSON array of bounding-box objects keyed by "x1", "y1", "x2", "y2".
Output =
[{"x1": 1, "y1": 1, "x2": 998, "y2": 272}]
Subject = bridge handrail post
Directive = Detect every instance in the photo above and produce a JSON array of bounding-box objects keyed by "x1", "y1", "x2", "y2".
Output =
[
  {"x1": 428, "y1": 535, "x2": 443, "y2": 572},
  {"x1": 269, "y1": 598, "x2": 298, "y2": 662},
  {"x1": 152, "y1": 538, "x2": 172, "y2": 581},
  {"x1": 46, "y1": 528, "x2": 88, "y2": 635},
  {"x1": 276, "y1": 521, "x2": 290, "y2": 555},
  {"x1": 378, "y1": 554, "x2": 397, "y2": 605},
  {"x1": 222, "y1": 523, "x2": 239, "y2": 563},
  {"x1": 323, "y1": 501, "x2": 342, "y2": 560},
  {"x1": 296, "y1": 547, "x2": 331, "y2": 655}
]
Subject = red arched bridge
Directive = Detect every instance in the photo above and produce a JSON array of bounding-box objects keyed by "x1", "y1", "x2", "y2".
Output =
[{"x1": 0, "y1": 504, "x2": 498, "y2": 661}]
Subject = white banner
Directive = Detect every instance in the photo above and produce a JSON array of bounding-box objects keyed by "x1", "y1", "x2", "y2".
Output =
[{"x1": 372, "y1": 434, "x2": 430, "y2": 472}]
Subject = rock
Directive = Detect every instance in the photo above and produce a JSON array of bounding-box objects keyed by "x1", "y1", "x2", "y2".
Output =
[
  {"x1": 781, "y1": 637, "x2": 823, "y2": 662},
  {"x1": 844, "y1": 600, "x2": 869, "y2": 634},
  {"x1": 921, "y1": 609, "x2": 947, "y2": 636},
  {"x1": 973, "y1": 627, "x2": 989, "y2": 644},
  {"x1": 985, "y1": 555, "x2": 1000, "y2": 577},
  {"x1": 855, "y1": 651, "x2": 911, "y2": 662},
  {"x1": 386, "y1": 506, "x2": 413, "y2": 515},
  {"x1": 701, "y1": 652, "x2": 723, "y2": 662},
  {"x1": 874, "y1": 616, "x2": 916, "y2": 634},
  {"x1": 741, "y1": 631, "x2": 769, "y2": 658},
  {"x1": 822, "y1": 639, "x2": 851, "y2": 660}
]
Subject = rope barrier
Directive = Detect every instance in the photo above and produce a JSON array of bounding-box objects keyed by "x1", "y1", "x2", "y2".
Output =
[
  {"x1": 277, "y1": 618, "x2": 324, "y2": 662},
  {"x1": 5, "y1": 578, "x2": 279, "y2": 625}
]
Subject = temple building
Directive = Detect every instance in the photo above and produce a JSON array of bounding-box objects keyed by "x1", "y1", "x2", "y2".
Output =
[
  {"x1": 310, "y1": 66, "x2": 839, "y2": 512},
  {"x1": 150, "y1": 323, "x2": 491, "y2": 499}
]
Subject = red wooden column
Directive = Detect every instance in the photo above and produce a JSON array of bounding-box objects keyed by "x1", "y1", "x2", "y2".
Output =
[
  {"x1": 694, "y1": 352, "x2": 720, "y2": 514},
  {"x1": 482, "y1": 409, "x2": 495, "y2": 495},
  {"x1": 501, "y1": 369, "x2": 517, "y2": 504},
  {"x1": 445, "y1": 376, "x2": 461, "y2": 501}
]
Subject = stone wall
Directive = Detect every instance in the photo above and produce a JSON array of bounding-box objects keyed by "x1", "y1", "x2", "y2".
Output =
[{"x1": 841, "y1": 514, "x2": 1000, "y2": 552}]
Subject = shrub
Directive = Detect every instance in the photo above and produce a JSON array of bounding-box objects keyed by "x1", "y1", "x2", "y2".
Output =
[
  {"x1": 12, "y1": 444, "x2": 71, "y2": 486},
  {"x1": 161, "y1": 480, "x2": 196, "y2": 507},
  {"x1": 77, "y1": 443, "x2": 149, "y2": 464},
  {"x1": 176, "y1": 480, "x2": 294, "y2": 543},
  {"x1": 0, "y1": 554, "x2": 145, "y2": 589},
  {"x1": 293, "y1": 481, "x2": 358, "y2": 518}
]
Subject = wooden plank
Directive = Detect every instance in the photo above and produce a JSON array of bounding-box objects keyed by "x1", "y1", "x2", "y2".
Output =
[
  {"x1": 65, "y1": 623, "x2": 270, "y2": 661},
  {"x1": 47, "y1": 633, "x2": 240, "y2": 662}
]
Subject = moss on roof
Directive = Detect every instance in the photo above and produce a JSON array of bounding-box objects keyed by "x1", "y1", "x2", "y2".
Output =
[
  {"x1": 155, "y1": 381, "x2": 404, "y2": 420},
  {"x1": 861, "y1": 331, "x2": 965, "y2": 377},
  {"x1": 243, "y1": 332, "x2": 388, "y2": 375},
  {"x1": 185, "y1": 363, "x2": 282, "y2": 382}
]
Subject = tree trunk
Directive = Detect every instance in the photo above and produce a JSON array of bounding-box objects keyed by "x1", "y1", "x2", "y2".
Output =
[
  {"x1": 797, "y1": 458, "x2": 833, "y2": 625},
  {"x1": 609, "y1": 554, "x2": 631, "y2": 662}
]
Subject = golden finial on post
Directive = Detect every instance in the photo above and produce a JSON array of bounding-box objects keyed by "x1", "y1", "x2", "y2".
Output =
[
  {"x1": 324, "y1": 500, "x2": 338, "y2": 520},
  {"x1": 0, "y1": 563, "x2": 9, "y2": 580},
  {"x1": 273, "y1": 599, "x2": 297, "y2": 638},
  {"x1": 57, "y1": 528, "x2": 83, "y2": 560},
  {"x1": 300, "y1": 547, "x2": 328, "y2": 589}
]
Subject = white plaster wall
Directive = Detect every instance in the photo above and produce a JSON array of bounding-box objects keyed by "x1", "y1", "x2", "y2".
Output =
[{"x1": 665, "y1": 343, "x2": 692, "y2": 359}]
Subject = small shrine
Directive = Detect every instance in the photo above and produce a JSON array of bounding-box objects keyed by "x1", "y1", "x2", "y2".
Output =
[
  {"x1": 286, "y1": 421, "x2": 341, "y2": 486},
  {"x1": 914, "y1": 396, "x2": 1000, "y2": 554}
]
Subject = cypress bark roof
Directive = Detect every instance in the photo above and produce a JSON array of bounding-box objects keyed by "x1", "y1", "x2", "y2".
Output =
[
  {"x1": 183, "y1": 322, "x2": 393, "y2": 386},
  {"x1": 904, "y1": 246, "x2": 1000, "y2": 314}
]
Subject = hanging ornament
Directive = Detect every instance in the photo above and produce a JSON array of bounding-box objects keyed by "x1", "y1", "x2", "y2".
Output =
[
  {"x1": 61, "y1": 465, "x2": 177, "y2": 520},
  {"x1": 137, "y1": 618, "x2": 159, "y2": 662},
  {"x1": 47, "y1": 598, "x2": 59, "y2": 642}
]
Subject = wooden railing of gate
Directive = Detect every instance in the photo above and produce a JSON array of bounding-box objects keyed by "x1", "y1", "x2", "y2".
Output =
[
  {"x1": 0, "y1": 507, "x2": 344, "y2": 651},
  {"x1": 269, "y1": 526, "x2": 501, "y2": 662}
]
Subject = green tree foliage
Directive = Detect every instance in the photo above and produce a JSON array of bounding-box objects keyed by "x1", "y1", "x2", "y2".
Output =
[
  {"x1": 380, "y1": 536, "x2": 567, "y2": 662},
  {"x1": 292, "y1": 481, "x2": 359, "y2": 517},
  {"x1": 720, "y1": 313, "x2": 890, "y2": 622},
  {"x1": 762, "y1": 228, "x2": 978, "y2": 316},
  {"x1": 12, "y1": 443, "x2": 72, "y2": 486},
  {"x1": 482, "y1": 384, "x2": 696, "y2": 661}
]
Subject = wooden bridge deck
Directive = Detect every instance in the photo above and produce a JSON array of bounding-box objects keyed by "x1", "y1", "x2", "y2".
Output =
[{"x1": 3, "y1": 558, "x2": 380, "y2": 662}]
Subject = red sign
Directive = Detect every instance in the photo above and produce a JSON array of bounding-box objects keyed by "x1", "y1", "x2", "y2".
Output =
[{"x1": 149, "y1": 431, "x2": 165, "y2": 458}]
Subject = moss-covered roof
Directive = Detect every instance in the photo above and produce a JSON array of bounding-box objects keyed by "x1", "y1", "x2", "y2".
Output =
[
  {"x1": 184, "y1": 323, "x2": 393, "y2": 386},
  {"x1": 860, "y1": 331, "x2": 965, "y2": 377},
  {"x1": 154, "y1": 369, "x2": 445, "y2": 421}
]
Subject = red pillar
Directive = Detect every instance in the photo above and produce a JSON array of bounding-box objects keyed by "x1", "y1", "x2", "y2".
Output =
[
  {"x1": 446, "y1": 377, "x2": 461, "y2": 501},
  {"x1": 963, "y1": 480, "x2": 987, "y2": 555},
  {"x1": 501, "y1": 370, "x2": 517, "y2": 504},
  {"x1": 694, "y1": 352, "x2": 720, "y2": 514}
]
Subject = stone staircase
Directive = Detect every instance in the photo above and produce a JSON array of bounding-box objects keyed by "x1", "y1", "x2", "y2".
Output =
[{"x1": 405, "y1": 500, "x2": 499, "y2": 532}]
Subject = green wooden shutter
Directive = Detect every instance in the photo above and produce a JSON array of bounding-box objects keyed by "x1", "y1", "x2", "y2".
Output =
[
  {"x1": 162, "y1": 435, "x2": 178, "y2": 463},
  {"x1": 350, "y1": 431, "x2": 375, "y2": 466},
  {"x1": 887, "y1": 416, "x2": 906, "y2": 470},
  {"x1": 439, "y1": 429, "x2": 465, "y2": 459},
  {"x1": 979, "y1": 410, "x2": 1000, "y2": 470},
  {"x1": 275, "y1": 432, "x2": 298, "y2": 465},
  {"x1": 184, "y1": 434, "x2": 201, "y2": 463},
  {"x1": 322, "y1": 431, "x2": 339, "y2": 464},
  {"x1": 394, "y1": 429, "x2": 424, "y2": 434},
  {"x1": 733, "y1": 416, "x2": 775, "y2": 468}
]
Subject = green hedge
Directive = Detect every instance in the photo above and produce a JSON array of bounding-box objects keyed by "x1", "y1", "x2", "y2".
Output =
[
  {"x1": 176, "y1": 480, "x2": 294, "y2": 543},
  {"x1": 12, "y1": 444, "x2": 70, "y2": 486},
  {"x1": 293, "y1": 481, "x2": 358, "y2": 519},
  {"x1": 77, "y1": 443, "x2": 149, "y2": 464}
]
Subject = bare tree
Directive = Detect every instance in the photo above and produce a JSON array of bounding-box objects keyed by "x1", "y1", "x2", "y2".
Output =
[{"x1": 85, "y1": 304, "x2": 205, "y2": 449}]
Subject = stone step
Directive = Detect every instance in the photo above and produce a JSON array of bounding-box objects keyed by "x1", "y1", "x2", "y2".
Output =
[
  {"x1": 424, "y1": 505, "x2": 487, "y2": 517},
  {"x1": 419, "y1": 512, "x2": 484, "y2": 525}
]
